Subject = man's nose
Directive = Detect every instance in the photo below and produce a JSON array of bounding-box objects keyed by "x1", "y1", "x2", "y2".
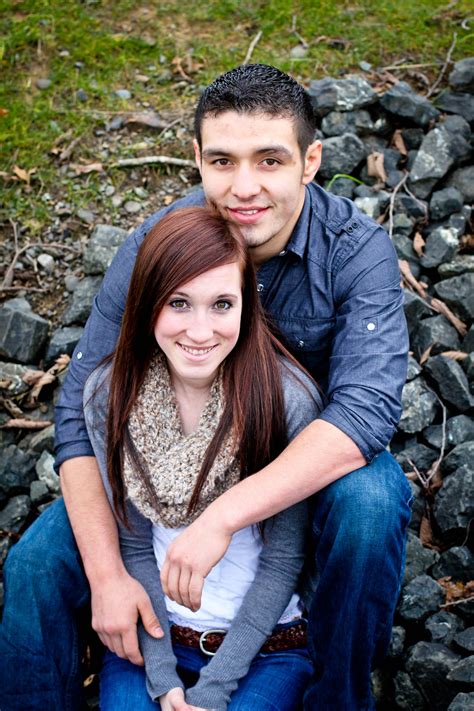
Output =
[{"x1": 230, "y1": 164, "x2": 260, "y2": 200}]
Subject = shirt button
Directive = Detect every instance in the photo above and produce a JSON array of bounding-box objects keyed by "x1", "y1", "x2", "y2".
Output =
[
  {"x1": 352, "y1": 222, "x2": 359, "y2": 229},
  {"x1": 347, "y1": 226, "x2": 353, "y2": 233},
  {"x1": 76, "y1": 351, "x2": 83, "y2": 359},
  {"x1": 366, "y1": 322, "x2": 376, "y2": 332},
  {"x1": 279, "y1": 249, "x2": 287, "y2": 256},
  {"x1": 257, "y1": 283, "x2": 264, "y2": 292},
  {"x1": 298, "y1": 340, "x2": 305, "y2": 348}
]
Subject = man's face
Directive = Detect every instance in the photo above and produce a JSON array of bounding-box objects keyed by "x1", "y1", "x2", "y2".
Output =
[{"x1": 194, "y1": 112, "x2": 321, "y2": 264}]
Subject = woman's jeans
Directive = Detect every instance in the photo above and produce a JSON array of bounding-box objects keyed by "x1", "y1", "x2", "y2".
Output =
[
  {"x1": 101, "y1": 645, "x2": 312, "y2": 710},
  {"x1": 0, "y1": 451, "x2": 412, "y2": 711}
]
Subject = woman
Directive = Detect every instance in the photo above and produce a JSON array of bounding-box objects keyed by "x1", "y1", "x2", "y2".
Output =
[{"x1": 83, "y1": 207, "x2": 323, "y2": 710}]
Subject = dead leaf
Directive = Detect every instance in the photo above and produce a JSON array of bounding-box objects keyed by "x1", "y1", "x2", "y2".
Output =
[
  {"x1": 438, "y1": 578, "x2": 474, "y2": 606},
  {"x1": 419, "y1": 515, "x2": 441, "y2": 550},
  {"x1": 21, "y1": 369, "x2": 45, "y2": 386},
  {"x1": 431, "y1": 299, "x2": 467, "y2": 337},
  {"x1": 420, "y1": 344, "x2": 433, "y2": 365},
  {"x1": 367, "y1": 152, "x2": 387, "y2": 183},
  {"x1": 1, "y1": 399, "x2": 24, "y2": 417},
  {"x1": 0, "y1": 379, "x2": 12, "y2": 389},
  {"x1": 171, "y1": 56, "x2": 192, "y2": 82},
  {"x1": 424, "y1": 459, "x2": 443, "y2": 491},
  {"x1": 70, "y1": 162, "x2": 103, "y2": 175},
  {"x1": 460, "y1": 233, "x2": 474, "y2": 252},
  {"x1": 399, "y1": 259, "x2": 428, "y2": 298},
  {"x1": 124, "y1": 112, "x2": 167, "y2": 130},
  {"x1": 0, "y1": 108, "x2": 9, "y2": 117},
  {"x1": 13, "y1": 165, "x2": 36, "y2": 185},
  {"x1": 391, "y1": 129, "x2": 408, "y2": 156},
  {"x1": 59, "y1": 137, "x2": 81, "y2": 162},
  {"x1": 163, "y1": 195, "x2": 173, "y2": 205},
  {"x1": 0, "y1": 418, "x2": 53, "y2": 430},
  {"x1": 413, "y1": 232, "x2": 425, "y2": 257},
  {"x1": 439, "y1": 350, "x2": 468, "y2": 361}
]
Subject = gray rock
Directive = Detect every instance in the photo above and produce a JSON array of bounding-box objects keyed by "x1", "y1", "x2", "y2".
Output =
[
  {"x1": 290, "y1": 44, "x2": 307, "y2": 59},
  {"x1": 392, "y1": 212, "x2": 417, "y2": 237},
  {"x1": 321, "y1": 110, "x2": 374, "y2": 137},
  {"x1": 443, "y1": 113, "x2": 472, "y2": 141},
  {"x1": 448, "y1": 692, "x2": 474, "y2": 711},
  {"x1": 76, "y1": 208, "x2": 95, "y2": 225},
  {"x1": 0, "y1": 537, "x2": 13, "y2": 567},
  {"x1": 464, "y1": 352, "x2": 474, "y2": 381},
  {"x1": 447, "y1": 656, "x2": 474, "y2": 684},
  {"x1": 76, "y1": 88, "x2": 88, "y2": 102},
  {"x1": 446, "y1": 166, "x2": 474, "y2": 203},
  {"x1": 401, "y1": 128, "x2": 425, "y2": 150},
  {"x1": 434, "y1": 465, "x2": 473, "y2": 533},
  {"x1": 424, "y1": 355, "x2": 473, "y2": 412},
  {"x1": 412, "y1": 316, "x2": 461, "y2": 358},
  {"x1": 46, "y1": 326, "x2": 84, "y2": 363},
  {"x1": 37, "y1": 253, "x2": 55, "y2": 274},
  {"x1": 399, "y1": 574, "x2": 445, "y2": 622},
  {"x1": 388, "y1": 626, "x2": 406, "y2": 657},
  {"x1": 0, "y1": 495, "x2": 31, "y2": 533},
  {"x1": 35, "y1": 450, "x2": 60, "y2": 494},
  {"x1": 319, "y1": 133, "x2": 367, "y2": 179},
  {"x1": 430, "y1": 187, "x2": 464, "y2": 222},
  {"x1": 442, "y1": 443, "x2": 474, "y2": 476},
  {"x1": 393, "y1": 671, "x2": 425, "y2": 710},
  {"x1": 439, "y1": 255, "x2": 474, "y2": 278},
  {"x1": 449, "y1": 57, "x2": 474, "y2": 93},
  {"x1": 404, "y1": 531, "x2": 439, "y2": 584},
  {"x1": 454, "y1": 628, "x2": 474, "y2": 654},
  {"x1": 420, "y1": 226, "x2": 459, "y2": 269},
  {"x1": 463, "y1": 326, "x2": 474, "y2": 353},
  {"x1": 0, "y1": 298, "x2": 49, "y2": 363},
  {"x1": 64, "y1": 274, "x2": 81, "y2": 292},
  {"x1": 424, "y1": 415, "x2": 474, "y2": 450},
  {"x1": 407, "y1": 355, "x2": 422, "y2": 381},
  {"x1": 0, "y1": 362, "x2": 39, "y2": 396},
  {"x1": 326, "y1": 177, "x2": 356, "y2": 198},
  {"x1": 0, "y1": 445, "x2": 37, "y2": 501},
  {"x1": 124, "y1": 200, "x2": 142, "y2": 214},
  {"x1": 434, "y1": 273, "x2": 474, "y2": 322},
  {"x1": 426, "y1": 611, "x2": 465, "y2": 645},
  {"x1": 403, "y1": 291, "x2": 433, "y2": 337},
  {"x1": 307, "y1": 75, "x2": 377, "y2": 116},
  {"x1": 396, "y1": 443, "x2": 438, "y2": 474},
  {"x1": 432, "y1": 547, "x2": 474, "y2": 584},
  {"x1": 83, "y1": 224, "x2": 128, "y2": 275},
  {"x1": 406, "y1": 642, "x2": 461, "y2": 710},
  {"x1": 407, "y1": 480, "x2": 425, "y2": 533},
  {"x1": 410, "y1": 124, "x2": 471, "y2": 197},
  {"x1": 61, "y1": 276, "x2": 103, "y2": 326},
  {"x1": 36, "y1": 78, "x2": 51, "y2": 89},
  {"x1": 392, "y1": 233, "x2": 416, "y2": 263},
  {"x1": 30, "y1": 479, "x2": 50, "y2": 505},
  {"x1": 399, "y1": 377, "x2": 438, "y2": 433},
  {"x1": 435, "y1": 92, "x2": 474, "y2": 126},
  {"x1": 115, "y1": 89, "x2": 132, "y2": 100},
  {"x1": 23, "y1": 423, "x2": 55, "y2": 454},
  {"x1": 381, "y1": 81, "x2": 440, "y2": 127}
]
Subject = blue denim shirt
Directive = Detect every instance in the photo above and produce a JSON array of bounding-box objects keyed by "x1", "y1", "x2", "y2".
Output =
[{"x1": 55, "y1": 183, "x2": 408, "y2": 468}]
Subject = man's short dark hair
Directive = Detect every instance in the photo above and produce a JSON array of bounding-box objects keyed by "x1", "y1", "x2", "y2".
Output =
[{"x1": 194, "y1": 64, "x2": 317, "y2": 156}]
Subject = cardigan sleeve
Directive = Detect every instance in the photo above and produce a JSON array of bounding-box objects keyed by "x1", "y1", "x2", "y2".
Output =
[
  {"x1": 185, "y1": 362, "x2": 323, "y2": 710},
  {"x1": 83, "y1": 366, "x2": 184, "y2": 701}
]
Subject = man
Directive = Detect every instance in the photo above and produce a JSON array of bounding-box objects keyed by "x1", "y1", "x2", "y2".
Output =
[{"x1": 0, "y1": 64, "x2": 412, "y2": 710}]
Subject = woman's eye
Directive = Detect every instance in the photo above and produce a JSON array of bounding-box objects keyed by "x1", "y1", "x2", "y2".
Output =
[
  {"x1": 170, "y1": 299, "x2": 187, "y2": 309},
  {"x1": 214, "y1": 300, "x2": 231, "y2": 311}
]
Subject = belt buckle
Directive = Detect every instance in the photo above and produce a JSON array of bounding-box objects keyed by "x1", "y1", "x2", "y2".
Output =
[{"x1": 199, "y1": 628, "x2": 226, "y2": 656}]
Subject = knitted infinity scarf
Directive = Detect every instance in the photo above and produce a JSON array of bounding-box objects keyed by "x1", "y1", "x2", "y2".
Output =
[{"x1": 124, "y1": 353, "x2": 240, "y2": 527}]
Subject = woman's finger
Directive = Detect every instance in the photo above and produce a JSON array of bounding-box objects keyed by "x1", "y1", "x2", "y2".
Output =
[{"x1": 188, "y1": 572, "x2": 204, "y2": 612}]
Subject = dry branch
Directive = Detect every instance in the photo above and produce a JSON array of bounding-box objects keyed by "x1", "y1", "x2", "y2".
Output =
[
  {"x1": 243, "y1": 30, "x2": 263, "y2": 65},
  {"x1": 427, "y1": 33, "x2": 457, "y2": 98},
  {"x1": 110, "y1": 156, "x2": 196, "y2": 169}
]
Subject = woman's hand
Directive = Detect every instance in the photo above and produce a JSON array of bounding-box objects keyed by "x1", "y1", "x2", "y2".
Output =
[{"x1": 159, "y1": 687, "x2": 209, "y2": 710}]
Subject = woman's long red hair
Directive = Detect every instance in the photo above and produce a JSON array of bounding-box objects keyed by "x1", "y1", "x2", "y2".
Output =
[{"x1": 106, "y1": 206, "x2": 306, "y2": 524}]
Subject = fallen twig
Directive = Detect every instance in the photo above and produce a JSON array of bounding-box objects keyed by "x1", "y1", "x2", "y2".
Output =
[
  {"x1": 431, "y1": 298, "x2": 467, "y2": 337},
  {"x1": 0, "y1": 418, "x2": 53, "y2": 430},
  {"x1": 243, "y1": 30, "x2": 263, "y2": 65},
  {"x1": 0, "y1": 286, "x2": 47, "y2": 293},
  {"x1": 426, "y1": 32, "x2": 457, "y2": 98},
  {"x1": 388, "y1": 172, "x2": 409, "y2": 239},
  {"x1": 2, "y1": 241, "x2": 81, "y2": 291},
  {"x1": 423, "y1": 390, "x2": 447, "y2": 487},
  {"x1": 291, "y1": 15, "x2": 309, "y2": 48},
  {"x1": 110, "y1": 156, "x2": 196, "y2": 169},
  {"x1": 440, "y1": 595, "x2": 474, "y2": 610}
]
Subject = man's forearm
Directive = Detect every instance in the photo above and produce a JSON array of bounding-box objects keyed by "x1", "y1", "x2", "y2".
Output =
[
  {"x1": 206, "y1": 419, "x2": 366, "y2": 534},
  {"x1": 60, "y1": 456, "x2": 125, "y2": 585}
]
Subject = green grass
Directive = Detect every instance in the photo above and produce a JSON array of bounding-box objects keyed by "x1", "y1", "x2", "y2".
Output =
[{"x1": 1, "y1": 0, "x2": 473, "y2": 230}]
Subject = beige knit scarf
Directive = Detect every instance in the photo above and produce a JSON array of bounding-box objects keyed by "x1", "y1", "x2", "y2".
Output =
[{"x1": 124, "y1": 353, "x2": 240, "y2": 527}]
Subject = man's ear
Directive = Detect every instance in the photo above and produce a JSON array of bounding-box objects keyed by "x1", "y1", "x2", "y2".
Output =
[
  {"x1": 193, "y1": 138, "x2": 202, "y2": 173},
  {"x1": 302, "y1": 140, "x2": 322, "y2": 185}
]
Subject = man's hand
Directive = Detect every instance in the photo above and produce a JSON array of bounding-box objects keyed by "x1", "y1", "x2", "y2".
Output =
[
  {"x1": 159, "y1": 688, "x2": 209, "y2": 711},
  {"x1": 91, "y1": 569, "x2": 163, "y2": 665},
  {"x1": 161, "y1": 512, "x2": 232, "y2": 611}
]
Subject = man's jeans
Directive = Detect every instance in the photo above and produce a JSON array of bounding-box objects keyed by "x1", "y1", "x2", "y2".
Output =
[
  {"x1": 0, "y1": 451, "x2": 412, "y2": 711},
  {"x1": 101, "y1": 643, "x2": 312, "y2": 710}
]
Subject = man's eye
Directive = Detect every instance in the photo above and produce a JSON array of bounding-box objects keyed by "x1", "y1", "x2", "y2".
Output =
[
  {"x1": 170, "y1": 299, "x2": 187, "y2": 309},
  {"x1": 214, "y1": 300, "x2": 231, "y2": 310},
  {"x1": 213, "y1": 158, "x2": 231, "y2": 166},
  {"x1": 262, "y1": 158, "x2": 279, "y2": 166}
]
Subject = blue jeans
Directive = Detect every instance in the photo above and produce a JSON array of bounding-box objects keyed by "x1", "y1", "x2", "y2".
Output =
[
  {"x1": 101, "y1": 644, "x2": 312, "y2": 710},
  {"x1": 0, "y1": 451, "x2": 412, "y2": 711}
]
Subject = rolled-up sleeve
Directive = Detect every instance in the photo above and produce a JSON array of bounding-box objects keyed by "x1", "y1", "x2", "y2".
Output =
[{"x1": 318, "y1": 226, "x2": 408, "y2": 462}]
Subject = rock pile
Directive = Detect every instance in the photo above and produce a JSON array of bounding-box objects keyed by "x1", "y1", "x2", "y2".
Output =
[{"x1": 1, "y1": 58, "x2": 473, "y2": 709}]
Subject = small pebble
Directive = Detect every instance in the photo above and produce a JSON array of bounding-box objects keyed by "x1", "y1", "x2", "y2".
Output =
[
  {"x1": 37, "y1": 254, "x2": 55, "y2": 274},
  {"x1": 115, "y1": 89, "x2": 132, "y2": 100},
  {"x1": 111, "y1": 195, "x2": 124, "y2": 208},
  {"x1": 76, "y1": 89, "x2": 88, "y2": 102},
  {"x1": 359, "y1": 60, "x2": 373, "y2": 72},
  {"x1": 76, "y1": 208, "x2": 95, "y2": 225},
  {"x1": 124, "y1": 200, "x2": 141, "y2": 214},
  {"x1": 290, "y1": 45, "x2": 307, "y2": 59},
  {"x1": 133, "y1": 187, "x2": 148, "y2": 199},
  {"x1": 104, "y1": 184, "x2": 115, "y2": 197},
  {"x1": 36, "y1": 78, "x2": 52, "y2": 90},
  {"x1": 64, "y1": 275, "x2": 80, "y2": 292}
]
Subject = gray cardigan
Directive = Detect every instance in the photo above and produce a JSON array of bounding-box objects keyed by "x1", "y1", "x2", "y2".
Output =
[{"x1": 83, "y1": 359, "x2": 323, "y2": 710}]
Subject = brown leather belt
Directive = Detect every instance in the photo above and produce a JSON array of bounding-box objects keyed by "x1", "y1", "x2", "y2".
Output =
[{"x1": 171, "y1": 620, "x2": 307, "y2": 657}]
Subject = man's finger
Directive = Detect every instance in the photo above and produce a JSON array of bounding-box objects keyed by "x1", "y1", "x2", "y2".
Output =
[
  {"x1": 122, "y1": 627, "x2": 144, "y2": 666},
  {"x1": 177, "y1": 566, "x2": 193, "y2": 610},
  {"x1": 109, "y1": 634, "x2": 126, "y2": 660},
  {"x1": 139, "y1": 599, "x2": 164, "y2": 639},
  {"x1": 188, "y1": 572, "x2": 204, "y2": 612},
  {"x1": 165, "y1": 563, "x2": 182, "y2": 604}
]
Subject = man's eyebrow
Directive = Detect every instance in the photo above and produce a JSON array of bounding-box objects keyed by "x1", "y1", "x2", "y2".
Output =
[{"x1": 201, "y1": 145, "x2": 294, "y2": 159}]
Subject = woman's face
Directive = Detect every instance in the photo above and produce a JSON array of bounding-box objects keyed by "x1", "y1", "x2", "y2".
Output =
[{"x1": 154, "y1": 261, "x2": 243, "y2": 391}]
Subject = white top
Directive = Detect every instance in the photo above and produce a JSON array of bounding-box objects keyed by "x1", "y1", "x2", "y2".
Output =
[{"x1": 152, "y1": 523, "x2": 303, "y2": 631}]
